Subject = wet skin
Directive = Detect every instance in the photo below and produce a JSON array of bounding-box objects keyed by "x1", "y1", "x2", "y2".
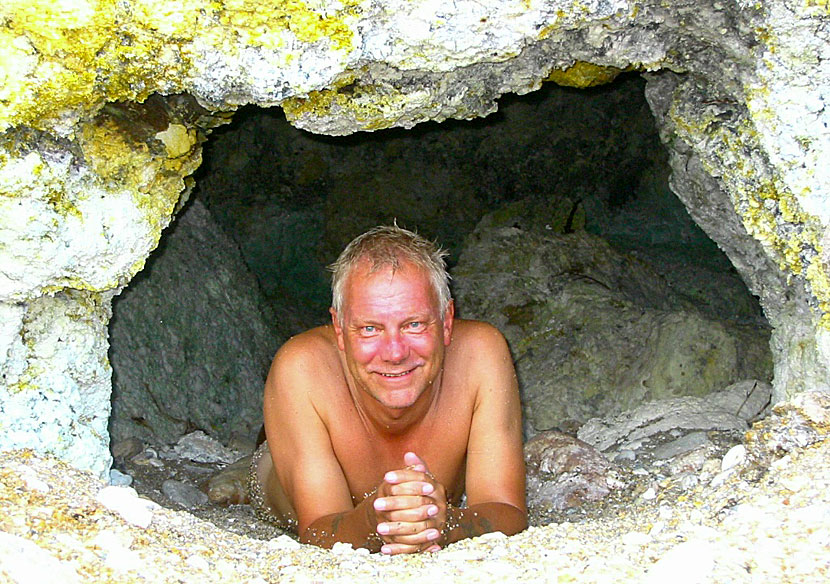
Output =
[{"x1": 259, "y1": 260, "x2": 527, "y2": 554}]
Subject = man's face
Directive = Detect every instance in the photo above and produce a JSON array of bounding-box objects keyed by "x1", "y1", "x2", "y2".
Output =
[{"x1": 331, "y1": 260, "x2": 453, "y2": 412}]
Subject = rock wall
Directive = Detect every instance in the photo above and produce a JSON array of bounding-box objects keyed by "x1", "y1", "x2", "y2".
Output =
[
  {"x1": 1, "y1": 0, "x2": 829, "y2": 476},
  {"x1": 108, "y1": 199, "x2": 285, "y2": 448},
  {"x1": 453, "y1": 220, "x2": 772, "y2": 436}
]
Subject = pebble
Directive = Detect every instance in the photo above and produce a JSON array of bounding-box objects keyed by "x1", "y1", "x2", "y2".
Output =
[
  {"x1": 642, "y1": 487, "x2": 657, "y2": 500},
  {"x1": 268, "y1": 534, "x2": 302, "y2": 550},
  {"x1": 162, "y1": 479, "x2": 209, "y2": 509},
  {"x1": 96, "y1": 485, "x2": 160, "y2": 528},
  {"x1": 721, "y1": 444, "x2": 746, "y2": 472},
  {"x1": 173, "y1": 431, "x2": 243, "y2": 464},
  {"x1": 109, "y1": 468, "x2": 133, "y2": 487}
]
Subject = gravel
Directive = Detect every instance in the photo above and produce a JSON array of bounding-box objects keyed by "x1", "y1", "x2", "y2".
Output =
[{"x1": 1, "y1": 392, "x2": 829, "y2": 583}]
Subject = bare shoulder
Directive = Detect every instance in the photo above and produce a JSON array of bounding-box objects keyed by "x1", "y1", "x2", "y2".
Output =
[
  {"x1": 450, "y1": 319, "x2": 511, "y2": 360},
  {"x1": 267, "y1": 325, "x2": 340, "y2": 395}
]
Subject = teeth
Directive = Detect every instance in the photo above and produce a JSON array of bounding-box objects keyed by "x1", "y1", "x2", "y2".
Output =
[{"x1": 382, "y1": 371, "x2": 408, "y2": 377}]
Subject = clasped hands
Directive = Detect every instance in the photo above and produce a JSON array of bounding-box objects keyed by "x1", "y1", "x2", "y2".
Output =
[{"x1": 372, "y1": 451, "x2": 448, "y2": 555}]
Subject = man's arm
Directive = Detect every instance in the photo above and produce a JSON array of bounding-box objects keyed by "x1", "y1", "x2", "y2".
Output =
[
  {"x1": 263, "y1": 332, "x2": 383, "y2": 551},
  {"x1": 376, "y1": 322, "x2": 527, "y2": 554},
  {"x1": 449, "y1": 321, "x2": 527, "y2": 543}
]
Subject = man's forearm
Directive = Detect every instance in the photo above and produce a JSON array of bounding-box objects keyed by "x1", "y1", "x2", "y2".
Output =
[
  {"x1": 441, "y1": 502, "x2": 527, "y2": 546},
  {"x1": 299, "y1": 496, "x2": 382, "y2": 552}
]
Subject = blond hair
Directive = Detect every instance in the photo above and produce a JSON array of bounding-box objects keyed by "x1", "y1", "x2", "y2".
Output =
[{"x1": 329, "y1": 224, "x2": 451, "y2": 322}]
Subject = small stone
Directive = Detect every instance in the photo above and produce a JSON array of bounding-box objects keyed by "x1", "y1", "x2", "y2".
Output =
[
  {"x1": 477, "y1": 531, "x2": 508, "y2": 541},
  {"x1": 109, "y1": 468, "x2": 133, "y2": 487},
  {"x1": 162, "y1": 479, "x2": 209, "y2": 509},
  {"x1": 331, "y1": 541, "x2": 354, "y2": 555},
  {"x1": 173, "y1": 431, "x2": 243, "y2": 464},
  {"x1": 721, "y1": 444, "x2": 746, "y2": 472},
  {"x1": 268, "y1": 535, "x2": 302, "y2": 550},
  {"x1": 97, "y1": 485, "x2": 160, "y2": 528},
  {"x1": 642, "y1": 487, "x2": 657, "y2": 500}
]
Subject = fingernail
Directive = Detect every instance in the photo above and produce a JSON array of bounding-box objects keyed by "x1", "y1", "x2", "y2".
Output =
[
  {"x1": 422, "y1": 483, "x2": 434, "y2": 494},
  {"x1": 427, "y1": 505, "x2": 438, "y2": 516},
  {"x1": 374, "y1": 498, "x2": 386, "y2": 510},
  {"x1": 381, "y1": 545, "x2": 392, "y2": 555},
  {"x1": 426, "y1": 528, "x2": 440, "y2": 540},
  {"x1": 377, "y1": 523, "x2": 389, "y2": 535},
  {"x1": 385, "y1": 472, "x2": 397, "y2": 482}
]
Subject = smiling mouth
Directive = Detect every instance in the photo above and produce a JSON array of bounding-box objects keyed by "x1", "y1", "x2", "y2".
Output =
[{"x1": 379, "y1": 369, "x2": 414, "y2": 378}]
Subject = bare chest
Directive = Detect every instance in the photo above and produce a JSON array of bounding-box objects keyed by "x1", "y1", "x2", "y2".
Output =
[{"x1": 327, "y1": 401, "x2": 472, "y2": 505}]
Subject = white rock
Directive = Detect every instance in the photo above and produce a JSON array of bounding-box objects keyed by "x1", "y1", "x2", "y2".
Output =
[
  {"x1": 268, "y1": 534, "x2": 302, "y2": 550},
  {"x1": 642, "y1": 487, "x2": 657, "y2": 500},
  {"x1": 645, "y1": 540, "x2": 715, "y2": 584},
  {"x1": 331, "y1": 541, "x2": 355, "y2": 555},
  {"x1": 0, "y1": 531, "x2": 82, "y2": 584},
  {"x1": 96, "y1": 485, "x2": 160, "y2": 528},
  {"x1": 721, "y1": 444, "x2": 746, "y2": 472}
]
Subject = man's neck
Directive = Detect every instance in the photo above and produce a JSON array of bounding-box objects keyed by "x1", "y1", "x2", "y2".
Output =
[{"x1": 351, "y1": 377, "x2": 441, "y2": 438}]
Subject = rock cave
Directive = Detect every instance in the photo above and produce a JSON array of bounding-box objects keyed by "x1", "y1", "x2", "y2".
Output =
[{"x1": 2, "y1": 1, "x2": 830, "y2": 582}]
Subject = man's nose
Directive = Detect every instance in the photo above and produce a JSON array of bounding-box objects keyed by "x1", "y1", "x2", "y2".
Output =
[{"x1": 381, "y1": 330, "x2": 408, "y2": 362}]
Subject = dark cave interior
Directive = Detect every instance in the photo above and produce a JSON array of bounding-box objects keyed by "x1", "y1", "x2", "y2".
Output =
[{"x1": 190, "y1": 72, "x2": 759, "y2": 333}]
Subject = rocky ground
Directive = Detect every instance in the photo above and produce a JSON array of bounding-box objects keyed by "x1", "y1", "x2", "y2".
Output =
[{"x1": 1, "y1": 388, "x2": 829, "y2": 583}]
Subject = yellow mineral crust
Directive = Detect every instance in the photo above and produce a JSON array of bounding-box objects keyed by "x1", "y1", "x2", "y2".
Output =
[
  {"x1": 546, "y1": 62, "x2": 625, "y2": 88},
  {"x1": 282, "y1": 76, "x2": 416, "y2": 131},
  {"x1": 0, "y1": 0, "x2": 361, "y2": 132},
  {"x1": 668, "y1": 101, "x2": 830, "y2": 328}
]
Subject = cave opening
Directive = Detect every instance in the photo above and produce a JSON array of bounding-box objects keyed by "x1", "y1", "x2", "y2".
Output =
[{"x1": 107, "y1": 72, "x2": 773, "y2": 532}]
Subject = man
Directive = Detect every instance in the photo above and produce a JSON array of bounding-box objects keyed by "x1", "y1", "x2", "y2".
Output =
[{"x1": 215, "y1": 224, "x2": 526, "y2": 554}]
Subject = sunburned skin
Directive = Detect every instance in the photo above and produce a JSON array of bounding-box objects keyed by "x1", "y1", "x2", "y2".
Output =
[{"x1": 208, "y1": 257, "x2": 527, "y2": 554}]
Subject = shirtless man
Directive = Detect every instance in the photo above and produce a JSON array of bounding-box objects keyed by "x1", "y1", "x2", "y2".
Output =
[{"x1": 228, "y1": 225, "x2": 526, "y2": 554}]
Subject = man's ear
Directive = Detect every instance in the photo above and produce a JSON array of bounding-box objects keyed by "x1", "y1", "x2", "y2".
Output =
[
  {"x1": 442, "y1": 299, "x2": 455, "y2": 346},
  {"x1": 330, "y1": 307, "x2": 346, "y2": 351}
]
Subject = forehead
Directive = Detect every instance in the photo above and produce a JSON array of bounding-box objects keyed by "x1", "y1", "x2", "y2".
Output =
[{"x1": 343, "y1": 260, "x2": 438, "y2": 314}]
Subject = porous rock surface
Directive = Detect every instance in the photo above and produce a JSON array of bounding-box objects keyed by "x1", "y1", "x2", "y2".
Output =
[{"x1": 1, "y1": 0, "x2": 829, "y2": 507}]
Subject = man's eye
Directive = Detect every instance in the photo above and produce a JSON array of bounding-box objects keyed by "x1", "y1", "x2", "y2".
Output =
[
  {"x1": 407, "y1": 322, "x2": 424, "y2": 330},
  {"x1": 362, "y1": 326, "x2": 376, "y2": 333}
]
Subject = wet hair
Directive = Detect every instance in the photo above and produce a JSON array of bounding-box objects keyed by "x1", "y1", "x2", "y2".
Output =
[{"x1": 329, "y1": 224, "x2": 451, "y2": 323}]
